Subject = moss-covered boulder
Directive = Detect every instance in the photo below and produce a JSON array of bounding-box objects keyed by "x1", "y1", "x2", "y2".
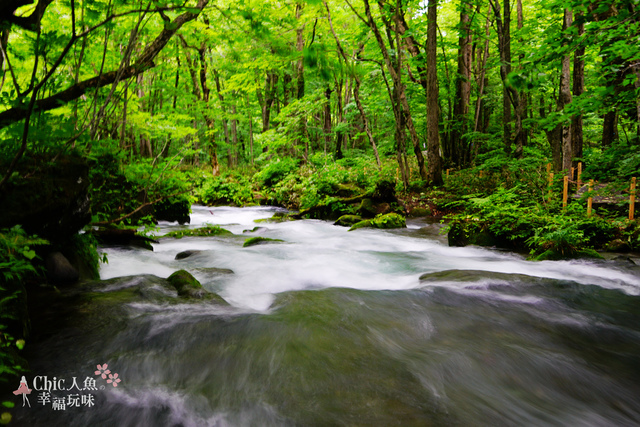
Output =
[
  {"x1": 167, "y1": 270, "x2": 228, "y2": 304},
  {"x1": 243, "y1": 237, "x2": 285, "y2": 247},
  {"x1": 531, "y1": 248, "x2": 603, "y2": 261},
  {"x1": 356, "y1": 198, "x2": 378, "y2": 218},
  {"x1": 163, "y1": 225, "x2": 232, "y2": 239},
  {"x1": 334, "y1": 215, "x2": 363, "y2": 227},
  {"x1": 349, "y1": 213, "x2": 406, "y2": 231}
]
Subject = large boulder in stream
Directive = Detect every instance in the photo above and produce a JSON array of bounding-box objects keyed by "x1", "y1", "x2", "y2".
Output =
[
  {"x1": 349, "y1": 213, "x2": 406, "y2": 231},
  {"x1": 167, "y1": 270, "x2": 228, "y2": 304}
]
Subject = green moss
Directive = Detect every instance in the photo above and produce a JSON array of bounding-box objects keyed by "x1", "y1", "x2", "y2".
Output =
[
  {"x1": 167, "y1": 270, "x2": 203, "y2": 296},
  {"x1": 334, "y1": 215, "x2": 363, "y2": 227},
  {"x1": 163, "y1": 225, "x2": 232, "y2": 239},
  {"x1": 349, "y1": 213, "x2": 406, "y2": 231},
  {"x1": 243, "y1": 237, "x2": 285, "y2": 247}
]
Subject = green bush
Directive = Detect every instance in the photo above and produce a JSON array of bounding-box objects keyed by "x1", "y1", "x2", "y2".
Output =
[
  {"x1": 254, "y1": 157, "x2": 299, "y2": 188},
  {"x1": 197, "y1": 173, "x2": 253, "y2": 206}
]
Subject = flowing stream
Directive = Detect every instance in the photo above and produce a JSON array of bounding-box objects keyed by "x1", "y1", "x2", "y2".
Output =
[{"x1": 16, "y1": 206, "x2": 640, "y2": 426}]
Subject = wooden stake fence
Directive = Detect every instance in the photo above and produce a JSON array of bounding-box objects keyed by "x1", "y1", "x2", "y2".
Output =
[
  {"x1": 562, "y1": 175, "x2": 569, "y2": 208},
  {"x1": 587, "y1": 179, "x2": 593, "y2": 216}
]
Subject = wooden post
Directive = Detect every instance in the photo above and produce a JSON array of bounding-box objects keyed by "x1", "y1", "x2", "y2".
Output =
[
  {"x1": 563, "y1": 175, "x2": 569, "y2": 208},
  {"x1": 446, "y1": 169, "x2": 450, "y2": 178},
  {"x1": 546, "y1": 163, "x2": 552, "y2": 173},
  {"x1": 630, "y1": 177, "x2": 636, "y2": 220},
  {"x1": 577, "y1": 162, "x2": 582, "y2": 191},
  {"x1": 548, "y1": 172, "x2": 554, "y2": 202},
  {"x1": 570, "y1": 167, "x2": 575, "y2": 181},
  {"x1": 587, "y1": 179, "x2": 593, "y2": 217}
]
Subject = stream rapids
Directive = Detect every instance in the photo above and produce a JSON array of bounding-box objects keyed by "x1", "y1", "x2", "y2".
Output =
[{"x1": 15, "y1": 206, "x2": 640, "y2": 426}]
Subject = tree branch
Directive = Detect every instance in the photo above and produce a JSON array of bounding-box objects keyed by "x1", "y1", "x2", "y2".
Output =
[{"x1": 0, "y1": 0, "x2": 209, "y2": 130}]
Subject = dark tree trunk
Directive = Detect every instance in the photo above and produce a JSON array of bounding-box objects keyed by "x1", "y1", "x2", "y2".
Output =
[
  {"x1": 450, "y1": 1, "x2": 472, "y2": 167},
  {"x1": 427, "y1": 0, "x2": 443, "y2": 185}
]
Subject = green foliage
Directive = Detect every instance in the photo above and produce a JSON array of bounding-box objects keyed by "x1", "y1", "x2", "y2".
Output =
[
  {"x1": 0, "y1": 226, "x2": 46, "y2": 400},
  {"x1": 163, "y1": 225, "x2": 232, "y2": 239},
  {"x1": 254, "y1": 157, "x2": 299, "y2": 188},
  {"x1": 88, "y1": 141, "x2": 195, "y2": 225},
  {"x1": 0, "y1": 226, "x2": 48, "y2": 285},
  {"x1": 583, "y1": 142, "x2": 640, "y2": 182},
  {"x1": 197, "y1": 172, "x2": 254, "y2": 206}
]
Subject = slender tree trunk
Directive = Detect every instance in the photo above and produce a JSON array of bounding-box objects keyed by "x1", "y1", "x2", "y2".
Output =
[
  {"x1": 427, "y1": 0, "x2": 444, "y2": 185},
  {"x1": 474, "y1": 9, "x2": 491, "y2": 138},
  {"x1": 323, "y1": 87, "x2": 332, "y2": 155},
  {"x1": 559, "y1": 9, "x2": 573, "y2": 172},
  {"x1": 451, "y1": 0, "x2": 472, "y2": 167},
  {"x1": 571, "y1": 14, "x2": 585, "y2": 163},
  {"x1": 324, "y1": 1, "x2": 381, "y2": 169},
  {"x1": 514, "y1": 0, "x2": 526, "y2": 158},
  {"x1": 362, "y1": 0, "x2": 426, "y2": 179},
  {"x1": 231, "y1": 103, "x2": 238, "y2": 167}
]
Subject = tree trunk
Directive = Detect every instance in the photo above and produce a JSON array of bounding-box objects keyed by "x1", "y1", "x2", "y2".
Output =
[
  {"x1": 426, "y1": 0, "x2": 444, "y2": 185},
  {"x1": 571, "y1": 14, "x2": 585, "y2": 163},
  {"x1": 362, "y1": 0, "x2": 426, "y2": 179},
  {"x1": 323, "y1": 87, "x2": 332, "y2": 155},
  {"x1": 559, "y1": 9, "x2": 573, "y2": 172},
  {"x1": 450, "y1": 0, "x2": 472, "y2": 167},
  {"x1": 514, "y1": 0, "x2": 526, "y2": 158}
]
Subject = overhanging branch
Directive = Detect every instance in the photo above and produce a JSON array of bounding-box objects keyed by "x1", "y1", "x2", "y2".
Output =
[{"x1": 0, "y1": 0, "x2": 209, "y2": 130}]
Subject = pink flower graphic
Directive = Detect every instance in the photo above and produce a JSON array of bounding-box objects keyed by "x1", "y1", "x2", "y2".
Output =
[
  {"x1": 106, "y1": 373, "x2": 121, "y2": 387},
  {"x1": 95, "y1": 364, "x2": 111, "y2": 379}
]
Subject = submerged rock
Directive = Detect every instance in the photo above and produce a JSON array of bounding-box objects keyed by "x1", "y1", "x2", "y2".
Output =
[
  {"x1": 175, "y1": 250, "x2": 202, "y2": 260},
  {"x1": 349, "y1": 213, "x2": 406, "y2": 231},
  {"x1": 243, "y1": 237, "x2": 285, "y2": 247}
]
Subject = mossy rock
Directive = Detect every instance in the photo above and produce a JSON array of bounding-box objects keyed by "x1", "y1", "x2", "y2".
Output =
[
  {"x1": 254, "y1": 212, "x2": 294, "y2": 223},
  {"x1": 163, "y1": 225, "x2": 232, "y2": 239},
  {"x1": 356, "y1": 198, "x2": 377, "y2": 218},
  {"x1": 165, "y1": 270, "x2": 226, "y2": 304},
  {"x1": 334, "y1": 215, "x2": 363, "y2": 227},
  {"x1": 243, "y1": 226, "x2": 268, "y2": 234},
  {"x1": 335, "y1": 183, "x2": 363, "y2": 198},
  {"x1": 175, "y1": 250, "x2": 202, "y2": 260},
  {"x1": 531, "y1": 248, "x2": 604, "y2": 261},
  {"x1": 243, "y1": 237, "x2": 285, "y2": 247},
  {"x1": 349, "y1": 213, "x2": 406, "y2": 231},
  {"x1": 408, "y1": 207, "x2": 432, "y2": 218}
]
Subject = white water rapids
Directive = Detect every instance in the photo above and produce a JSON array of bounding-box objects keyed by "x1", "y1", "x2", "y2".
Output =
[{"x1": 102, "y1": 205, "x2": 640, "y2": 310}]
